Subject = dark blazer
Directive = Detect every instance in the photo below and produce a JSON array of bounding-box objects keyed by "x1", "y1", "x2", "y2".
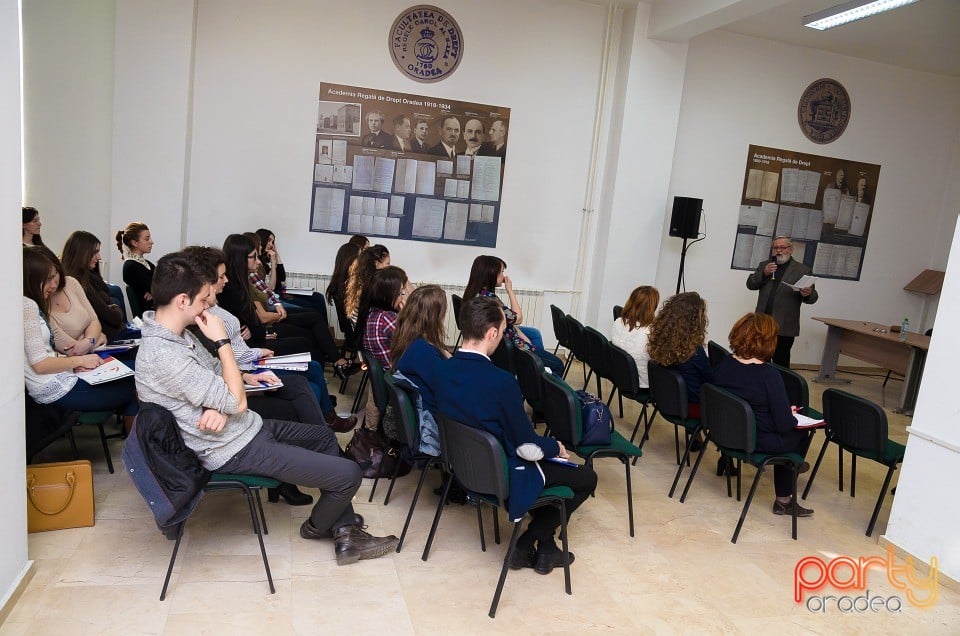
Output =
[
  {"x1": 435, "y1": 350, "x2": 560, "y2": 520},
  {"x1": 361, "y1": 130, "x2": 392, "y2": 149},
  {"x1": 478, "y1": 141, "x2": 506, "y2": 159},
  {"x1": 410, "y1": 138, "x2": 430, "y2": 154},
  {"x1": 746, "y1": 257, "x2": 819, "y2": 337},
  {"x1": 429, "y1": 141, "x2": 458, "y2": 159},
  {"x1": 123, "y1": 258, "x2": 156, "y2": 312}
]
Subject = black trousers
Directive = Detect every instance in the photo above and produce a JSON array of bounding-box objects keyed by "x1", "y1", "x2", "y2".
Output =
[
  {"x1": 757, "y1": 428, "x2": 812, "y2": 497},
  {"x1": 524, "y1": 461, "x2": 598, "y2": 544},
  {"x1": 773, "y1": 335, "x2": 795, "y2": 368}
]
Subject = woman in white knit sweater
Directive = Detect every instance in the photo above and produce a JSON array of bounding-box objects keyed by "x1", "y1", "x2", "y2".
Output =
[{"x1": 610, "y1": 285, "x2": 660, "y2": 389}]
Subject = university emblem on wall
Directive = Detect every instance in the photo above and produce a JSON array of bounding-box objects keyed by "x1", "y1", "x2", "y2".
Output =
[
  {"x1": 389, "y1": 5, "x2": 463, "y2": 83},
  {"x1": 798, "y1": 78, "x2": 851, "y2": 144}
]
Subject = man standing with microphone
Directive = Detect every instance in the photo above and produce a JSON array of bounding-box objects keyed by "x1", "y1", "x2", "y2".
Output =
[{"x1": 746, "y1": 236, "x2": 818, "y2": 367}]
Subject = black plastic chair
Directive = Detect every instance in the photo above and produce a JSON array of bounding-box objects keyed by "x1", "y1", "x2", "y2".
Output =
[
  {"x1": 490, "y1": 336, "x2": 516, "y2": 376},
  {"x1": 648, "y1": 361, "x2": 702, "y2": 477},
  {"x1": 451, "y1": 294, "x2": 463, "y2": 351},
  {"x1": 549, "y1": 304, "x2": 569, "y2": 355},
  {"x1": 563, "y1": 314, "x2": 589, "y2": 382},
  {"x1": 25, "y1": 393, "x2": 79, "y2": 463},
  {"x1": 612, "y1": 305, "x2": 623, "y2": 321},
  {"x1": 679, "y1": 384, "x2": 803, "y2": 543},
  {"x1": 707, "y1": 340, "x2": 730, "y2": 370},
  {"x1": 363, "y1": 352, "x2": 393, "y2": 502},
  {"x1": 802, "y1": 389, "x2": 905, "y2": 536},
  {"x1": 422, "y1": 415, "x2": 574, "y2": 618},
  {"x1": 583, "y1": 326, "x2": 613, "y2": 400},
  {"x1": 514, "y1": 348, "x2": 547, "y2": 422},
  {"x1": 774, "y1": 365, "x2": 823, "y2": 420},
  {"x1": 383, "y1": 374, "x2": 443, "y2": 551},
  {"x1": 125, "y1": 284, "x2": 144, "y2": 319},
  {"x1": 541, "y1": 371, "x2": 641, "y2": 537},
  {"x1": 607, "y1": 344, "x2": 652, "y2": 447}
]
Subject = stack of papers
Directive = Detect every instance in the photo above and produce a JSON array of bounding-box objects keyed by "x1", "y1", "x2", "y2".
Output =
[
  {"x1": 255, "y1": 352, "x2": 311, "y2": 372},
  {"x1": 76, "y1": 356, "x2": 134, "y2": 385}
]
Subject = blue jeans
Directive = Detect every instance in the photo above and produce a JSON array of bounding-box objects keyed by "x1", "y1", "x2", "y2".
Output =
[
  {"x1": 518, "y1": 326, "x2": 545, "y2": 350},
  {"x1": 273, "y1": 361, "x2": 334, "y2": 414},
  {"x1": 55, "y1": 377, "x2": 138, "y2": 416},
  {"x1": 519, "y1": 326, "x2": 564, "y2": 375}
]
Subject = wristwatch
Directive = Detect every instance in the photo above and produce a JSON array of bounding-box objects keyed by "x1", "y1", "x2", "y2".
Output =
[
  {"x1": 214, "y1": 338, "x2": 231, "y2": 350},
  {"x1": 89, "y1": 337, "x2": 95, "y2": 346}
]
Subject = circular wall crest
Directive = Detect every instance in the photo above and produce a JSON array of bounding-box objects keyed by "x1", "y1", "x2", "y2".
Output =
[
  {"x1": 389, "y1": 5, "x2": 463, "y2": 83},
  {"x1": 798, "y1": 78, "x2": 851, "y2": 144}
]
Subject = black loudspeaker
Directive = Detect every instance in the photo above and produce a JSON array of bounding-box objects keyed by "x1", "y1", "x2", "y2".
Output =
[{"x1": 669, "y1": 196, "x2": 702, "y2": 239}]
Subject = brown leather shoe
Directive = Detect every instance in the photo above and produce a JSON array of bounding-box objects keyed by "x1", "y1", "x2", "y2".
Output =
[
  {"x1": 333, "y1": 524, "x2": 400, "y2": 565},
  {"x1": 324, "y1": 411, "x2": 358, "y2": 433}
]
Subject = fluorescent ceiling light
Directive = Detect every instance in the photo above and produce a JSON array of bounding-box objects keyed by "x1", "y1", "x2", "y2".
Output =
[{"x1": 802, "y1": 0, "x2": 920, "y2": 30}]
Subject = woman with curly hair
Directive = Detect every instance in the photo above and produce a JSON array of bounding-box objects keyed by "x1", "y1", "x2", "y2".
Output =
[
  {"x1": 647, "y1": 291, "x2": 712, "y2": 418},
  {"x1": 714, "y1": 313, "x2": 812, "y2": 516},
  {"x1": 344, "y1": 244, "x2": 390, "y2": 320}
]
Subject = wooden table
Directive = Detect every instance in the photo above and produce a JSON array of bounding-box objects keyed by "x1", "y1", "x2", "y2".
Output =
[{"x1": 813, "y1": 317, "x2": 931, "y2": 415}]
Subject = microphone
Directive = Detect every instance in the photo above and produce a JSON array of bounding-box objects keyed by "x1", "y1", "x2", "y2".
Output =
[{"x1": 768, "y1": 258, "x2": 777, "y2": 281}]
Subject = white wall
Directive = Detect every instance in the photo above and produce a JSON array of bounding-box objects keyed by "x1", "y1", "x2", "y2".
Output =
[
  {"x1": 1, "y1": 0, "x2": 30, "y2": 611},
  {"x1": 657, "y1": 30, "x2": 960, "y2": 364},
  {"x1": 886, "y1": 221, "x2": 960, "y2": 581},
  {"x1": 184, "y1": 0, "x2": 607, "y2": 295}
]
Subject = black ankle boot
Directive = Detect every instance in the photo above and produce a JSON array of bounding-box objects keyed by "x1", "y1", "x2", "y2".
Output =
[
  {"x1": 267, "y1": 483, "x2": 313, "y2": 506},
  {"x1": 715, "y1": 456, "x2": 739, "y2": 477}
]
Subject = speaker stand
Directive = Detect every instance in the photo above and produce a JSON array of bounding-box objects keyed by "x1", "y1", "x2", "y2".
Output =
[{"x1": 676, "y1": 237, "x2": 690, "y2": 295}]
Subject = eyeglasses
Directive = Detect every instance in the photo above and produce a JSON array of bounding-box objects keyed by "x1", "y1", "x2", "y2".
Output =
[{"x1": 771, "y1": 245, "x2": 792, "y2": 252}]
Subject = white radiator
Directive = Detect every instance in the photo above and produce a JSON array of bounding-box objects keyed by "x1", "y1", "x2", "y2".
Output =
[{"x1": 286, "y1": 271, "x2": 544, "y2": 348}]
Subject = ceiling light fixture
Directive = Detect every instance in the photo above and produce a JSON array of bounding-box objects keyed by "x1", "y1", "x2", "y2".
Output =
[{"x1": 802, "y1": 0, "x2": 920, "y2": 30}]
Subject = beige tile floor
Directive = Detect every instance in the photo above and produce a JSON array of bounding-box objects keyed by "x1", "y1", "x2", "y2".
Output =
[{"x1": 5, "y1": 365, "x2": 959, "y2": 635}]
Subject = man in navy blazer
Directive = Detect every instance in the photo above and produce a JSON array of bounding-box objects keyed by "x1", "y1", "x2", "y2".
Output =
[{"x1": 435, "y1": 296, "x2": 597, "y2": 575}]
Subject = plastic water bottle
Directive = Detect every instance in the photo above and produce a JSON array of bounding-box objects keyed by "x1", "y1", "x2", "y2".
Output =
[{"x1": 898, "y1": 316, "x2": 909, "y2": 341}]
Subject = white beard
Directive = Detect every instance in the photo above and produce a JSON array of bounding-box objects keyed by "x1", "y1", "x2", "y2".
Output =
[{"x1": 775, "y1": 254, "x2": 790, "y2": 265}]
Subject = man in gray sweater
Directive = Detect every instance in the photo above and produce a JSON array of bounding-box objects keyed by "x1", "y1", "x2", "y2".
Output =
[{"x1": 136, "y1": 251, "x2": 398, "y2": 565}]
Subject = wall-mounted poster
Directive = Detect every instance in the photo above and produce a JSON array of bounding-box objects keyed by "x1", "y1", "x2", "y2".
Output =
[
  {"x1": 308, "y1": 83, "x2": 510, "y2": 247},
  {"x1": 730, "y1": 144, "x2": 881, "y2": 281}
]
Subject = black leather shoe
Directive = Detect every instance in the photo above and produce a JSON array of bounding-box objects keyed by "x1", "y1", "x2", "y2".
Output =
[
  {"x1": 333, "y1": 524, "x2": 400, "y2": 565},
  {"x1": 267, "y1": 483, "x2": 313, "y2": 506},
  {"x1": 534, "y1": 547, "x2": 576, "y2": 575},
  {"x1": 324, "y1": 411, "x2": 358, "y2": 433},
  {"x1": 716, "y1": 456, "x2": 739, "y2": 477},
  {"x1": 508, "y1": 538, "x2": 536, "y2": 570},
  {"x1": 433, "y1": 481, "x2": 468, "y2": 505}
]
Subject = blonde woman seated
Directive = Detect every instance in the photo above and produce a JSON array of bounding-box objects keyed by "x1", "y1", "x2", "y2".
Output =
[
  {"x1": 611, "y1": 285, "x2": 659, "y2": 388},
  {"x1": 22, "y1": 246, "x2": 137, "y2": 417},
  {"x1": 45, "y1": 250, "x2": 108, "y2": 355},
  {"x1": 714, "y1": 313, "x2": 812, "y2": 517}
]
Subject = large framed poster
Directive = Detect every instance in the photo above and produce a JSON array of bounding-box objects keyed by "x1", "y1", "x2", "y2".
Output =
[
  {"x1": 730, "y1": 145, "x2": 881, "y2": 281},
  {"x1": 308, "y1": 83, "x2": 510, "y2": 247}
]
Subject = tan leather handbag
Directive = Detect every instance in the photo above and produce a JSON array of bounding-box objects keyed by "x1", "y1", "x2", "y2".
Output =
[{"x1": 26, "y1": 460, "x2": 95, "y2": 532}]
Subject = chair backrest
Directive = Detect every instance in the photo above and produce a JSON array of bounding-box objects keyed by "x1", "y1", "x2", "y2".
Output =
[
  {"x1": 607, "y1": 343, "x2": 640, "y2": 398},
  {"x1": 438, "y1": 415, "x2": 509, "y2": 503},
  {"x1": 125, "y1": 285, "x2": 144, "y2": 319},
  {"x1": 514, "y1": 348, "x2": 545, "y2": 411},
  {"x1": 451, "y1": 294, "x2": 463, "y2": 330},
  {"x1": 613, "y1": 305, "x2": 623, "y2": 321},
  {"x1": 564, "y1": 314, "x2": 588, "y2": 362},
  {"x1": 107, "y1": 283, "x2": 128, "y2": 322},
  {"x1": 822, "y1": 389, "x2": 887, "y2": 455},
  {"x1": 707, "y1": 340, "x2": 730, "y2": 370},
  {"x1": 362, "y1": 350, "x2": 391, "y2": 411},
  {"x1": 549, "y1": 304, "x2": 569, "y2": 348},
  {"x1": 384, "y1": 374, "x2": 419, "y2": 449},
  {"x1": 773, "y1": 364, "x2": 810, "y2": 410},
  {"x1": 490, "y1": 336, "x2": 516, "y2": 375},
  {"x1": 583, "y1": 326, "x2": 612, "y2": 380},
  {"x1": 647, "y1": 360, "x2": 688, "y2": 420},
  {"x1": 701, "y1": 384, "x2": 756, "y2": 455},
  {"x1": 540, "y1": 371, "x2": 581, "y2": 446}
]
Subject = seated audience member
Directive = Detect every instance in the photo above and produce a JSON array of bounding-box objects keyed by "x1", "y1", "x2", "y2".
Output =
[
  {"x1": 463, "y1": 255, "x2": 564, "y2": 375},
  {"x1": 22, "y1": 246, "x2": 137, "y2": 419},
  {"x1": 348, "y1": 234, "x2": 369, "y2": 251},
  {"x1": 358, "y1": 266, "x2": 411, "y2": 429},
  {"x1": 61, "y1": 230, "x2": 125, "y2": 343},
  {"x1": 611, "y1": 285, "x2": 660, "y2": 389},
  {"x1": 647, "y1": 291, "x2": 712, "y2": 420},
  {"x1": 391, "y1": 285, "x2": 451, "y2": 415},
  {"x1": 135, "y1": 250, "x2": 399, "y2": 564},
  {"x1": 344, "y1": 244, "x2": 391, "y2": 324},
  {"x1": 255, "y1": 228, "x2": 325, "y2": 312},
  {"x1": 117, "y1": 221, "x2": 156, "y2": 313},
  {"x1": 183, "y1": 246, "x2": 356, "y2": 434},
  {"x1": 714, "y1": 313, "x2": 813, "y2": 517},
  {"x1": 45, "y1": 250, "x2": 108, "y2": 354},
  {"x1": 23, "y1": 206, "x2": 45, "y2": 247},
  {"x1": 326, "y1": 241, "x2": 363, "y2": 353},
  {"x1": 435, "y1": 296, "x2": 598, "y2": 575}
]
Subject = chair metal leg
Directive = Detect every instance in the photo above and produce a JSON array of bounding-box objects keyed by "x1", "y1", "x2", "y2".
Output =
[
  {"x1": 801, "y1": 435, "x2": 831, "y2": 499},
  {"x1": 350, "y1": 371, "x2": 369, "y2": 414},
  {"x1": 368, "y1": 476, "x2": 380, "y2": 503},
  {"x1": 254, "y1": 488, "x2": 269, "y2": 535},
  {"x1": 492, "y1": 506, "x2": 501, "y2": 545},
  {"x1": 476, "y1": 502, "x2": 487, "y2": 552},
  {"x1": 678, "y1": 445, "x2": 706, "y2": 502},
  {"x1": 838, "y1": 445, "x2": 844, "y2": 493},
  {"x1": 632, "y1": 406, "x2": 655, "y2": 465},
  {"x1": 383, "y1": 455, "x2": 405, "y2": 506},
  {"x1": 67, "y1": 429, "x2": 79, "y2": 459},
  {"x1": 791, "y1": 465, "x2": 799, "y2": 540},
  {"x1": 489, "y1": 521, "x2": 523, "y2": 618},
  {"x1": 726, "y1": 459, "x2": 734, "y2": 499},
  {"x1": 422, "y1": 473, "x2": 452, "y2": 561},
  {"x1": 160, "y1": 522, "x2": 186, "y2": 601},
  {"x1": 732, "y1": 467, "x2": 765, "y2": 544},
  {"x1": 595, "y1": 373, "x2": 602, "y2": 400},
  {"x1": 398, "y1": 463, "x2": 433, "y2": 552},
  {"x1": 97, "y1": 421, "x2": 115, "y2": 474},
  {"x1": 558, "y1": 499, "x2": 572, "y2": 594},
  {"x1": 583, "y1": 368, "x2": 593, "y2": 390},
  {"x1": 867, "y1": 465, "x2": 898, "y2": 537},
  {"x1": 618, "y1": 393, "x2": 624, "y2": 419},
  {"x1": 243, "y1": 486, "x2": 276, "y2": 594},
  {"x1": 623, "y1": 457, "x2": 635, "y2": 537},
  {"x1": 850, "y1": 455, "x2": 857, "y2": 498}
]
